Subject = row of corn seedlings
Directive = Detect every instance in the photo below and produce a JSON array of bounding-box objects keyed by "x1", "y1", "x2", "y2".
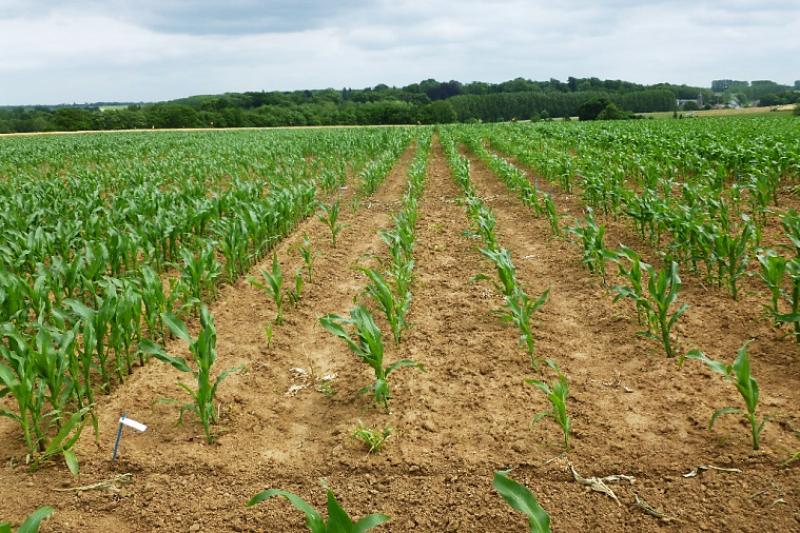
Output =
[
  {"x1": 0, "y1": 129, "x2": 414, "y2": 470},
  {"x1": 460, "y1": 133, "x2": 560, "y2": 238},
  {"x1": 439, "y1": 130, "x2": 559, "y2": 531},
  {"x1": 482, "y1": 123, "x2": 770, "y2": 303},
  {"x1": 134, "y1": 134, "x2": 417, "y2": 444},
  {"x1": 242, "y1": 469, "x2": 552, "y2": 533},
  {"x1": 473, "y1": 129, "x2": 776, "y2": 459},
  {"x1": 320, "y1": 132, "x2": 431, "y2": 412},
  {"x1": 3, "y1": 471, "x2": 552, "y2": 533},
  {"x1": 440, "y1": 129, "x2": 549, "y2": 369},
  {"x1": 443, "y1": 130, "x2": 572, "y2": 458}
]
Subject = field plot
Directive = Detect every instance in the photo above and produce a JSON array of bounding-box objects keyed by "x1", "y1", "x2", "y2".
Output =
[{"x1": 1, "y1": 117, "x2": 799, "y2": 532}]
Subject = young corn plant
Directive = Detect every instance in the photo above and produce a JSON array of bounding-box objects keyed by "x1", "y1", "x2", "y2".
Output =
[
  {"x1": 506, "y1": 287, "x2": 550, "y2": 367},
  {"x1": 246, "y1": 485, "x2": 389, "y2": 532},
  {"x1": 570, "y1": 210, "x2": 616, "y2": 285},
  {"x1": 263, "y1": 321, "x2": 274, "y2": 348},
  {"x1": 686, "y1": 342, "x2": 767, "y2": 450},
  {"x1": 248, "y1": 253, "x2": 285, "y2": 324},
  {"x1": 352, "y1": 422, "x2": 392, "y2": 454},
  {"x1": 318, "y1": 201, "x2": 343, "y2": 248},
  {"x1": 362, "y1": 268, "x2": 409, "y2": 344},
  {"x1": 0, "y1": 506, "x2": 55, "y2": 533},
  {"x1": 478, "y1": 248, "x2": 549, "y2": 366},
  {"x1": 176, "y1": 244, "x2": 221, "y2": 309},
  {"x1": 612, "y1": 245, "x2": 651, "y2": 328},
  {"x1": 778, "y1": 259, "x2": 800, "y2": 343},
  {"x1": 644, "y1": 262, "x2": 688, "y2": 360},
  {"x1": 493, "y1": 470, "x2": 551, "y2": 533},
  {"x1": 300, "y1": 234, "x2": 315, "y2": 282},
  {"x1": 712, "y1": 221, "x2": 753, "y2": 300},
  {"x1": 526, "y1": 360, "x2": 571, "y2": 450},
  {"x1": 756, "y1": 250, "x2": 786, "y2": 324},
  {"x1": 543, "y1": 193, "x2": 560, "y2": 237},
  {"x1": 319, "y1": 306, "x2": 421, "y2": 410},
  {"x1": 0, "y1": 325, "x2": 89, "y2": 474},
  {"x1": 287, "y1": 269, "x2": 304, "y2": 307},
  {"x1": 756, "y1": 250, "x2": 800, "y2": 341},
  {"x1": 140, "y1": 307, "x2": 239, "y2": 444}
]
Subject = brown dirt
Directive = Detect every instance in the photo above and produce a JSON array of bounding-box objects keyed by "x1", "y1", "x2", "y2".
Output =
[{"x1": 1, "y1": 139, "x2": 799, "y2": 532}]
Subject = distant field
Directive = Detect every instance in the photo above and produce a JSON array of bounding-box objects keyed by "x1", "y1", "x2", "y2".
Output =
[{"x1": 642, "y1": 103, "x2": 795, "y2": 119}]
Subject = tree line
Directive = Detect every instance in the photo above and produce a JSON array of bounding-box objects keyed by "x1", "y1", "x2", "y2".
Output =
[{"x1": 0, "y1": 76, "x2": 791, "y2": 133}]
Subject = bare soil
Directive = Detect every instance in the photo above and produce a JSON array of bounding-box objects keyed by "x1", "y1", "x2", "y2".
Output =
[{"x1": 1, "y1": 140, "x2": 798, "y2": 532}]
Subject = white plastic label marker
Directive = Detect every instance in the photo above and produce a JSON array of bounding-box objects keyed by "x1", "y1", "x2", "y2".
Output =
[
  {"x1": 120, "y1": 417, "x2": 147, "y2": 432},
  {"x1": 112, "y1": 413, "x2": 148, "y2": 461}
]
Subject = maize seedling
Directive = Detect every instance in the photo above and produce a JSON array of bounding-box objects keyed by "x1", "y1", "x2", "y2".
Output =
[
  {"x1": 756, "y1": 250, "x2": 800, "y2": 342},
  {"x1": 246, "y1": 485, "x2": 389, "y2": 533},
  {"x1": 0, "y1": 324, "x2": 89, "y2": 474},
  {"x1": 477, "y1": 247, "x2": 549, "y2": 365},
  {"x1": 319, "y1": 306, "x2": 422, "y2": 410},
  {"x1": 686, "y1": 341, "x2": 767, "y2": 450},
  {"x1": 569, "y1": 210, "x2": 617, "y2": 285},
  {"x1": 493, "y1": 470, "x2": 551, "y2": 533},
  {"x1": 288, "y1": 269, "x2": 304, "y2": 307},
  {"x1": 352, "y1": 422, "x2": 391, "y2": 453},
  {"x1": 526, "y1": 360, "x2": 571, "y2": 450},
  {"x1": 318, "y1": 200, "x2": 343, "y2": 248},
  {"x1": 756, "y1": 249, "x2": 786, "y2": 324},
  {"x1": 140, "y1": 307, "x2": 239, "y2": 443},
  {"x1": 300, "y1": 234, "x2": 315, "y2": 282},
  {"x1": 712, "y1": 220, "x2": 752, "y2": 300},
  {"x1": 543, "y1": 194, "x2": 560, "y2": 237},
  {"x1": 248, "y1": 252, "x2": 285, "y2": 324},
  {"x1": 263, "y1": 322, "x2": 273, "y2": 348},
  {"x1": 612, "y1": 245, "x2": 651, "y2": 328},
  {"x1": 641, "y1": 262, "x2": 688, "y2": 360},
  {"x1": 361, "y1": 267, "x2": 409, "y2": 344}
]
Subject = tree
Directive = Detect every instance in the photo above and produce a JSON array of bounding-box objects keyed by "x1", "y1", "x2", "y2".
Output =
[
  {"x1": 794, "y1": 104, "x2": 800, "y2": 116},
  {"x1": 419, "y1": 100, "x2": 457, "y2": 124},
  {"x1": 576, "y1": 97, "x2": 611, "y2": 121},
  {"x1": 596, "y1": 102, "x2": 629, "y2": 120},
  {"x1": 682, "y1": 100, "x2": 700, "y2": 111}
]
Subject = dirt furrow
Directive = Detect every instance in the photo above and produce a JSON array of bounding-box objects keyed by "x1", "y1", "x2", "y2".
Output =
[
  {"x1": 463, "y1": 146, "x2": 800, "y2": 532},
  {"x1": 0, "y1": 146, "x2": 417, "y2": 532}
]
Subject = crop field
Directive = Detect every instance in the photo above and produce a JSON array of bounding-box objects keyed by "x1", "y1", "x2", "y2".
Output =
[{"x1": 1, "y1": 116, "x2": 799, "y2": 532}]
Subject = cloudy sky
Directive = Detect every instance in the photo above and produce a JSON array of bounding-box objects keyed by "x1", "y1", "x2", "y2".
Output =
[{"x1": 0, "y1": 0, "x2": 798, "y2": 105}]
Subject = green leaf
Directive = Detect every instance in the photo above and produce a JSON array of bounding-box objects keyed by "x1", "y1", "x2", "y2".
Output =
[
  {"x1": 43, "y1": 408, "x2": 87, "y2": 457},
  {"x1": 139, "y1": 339, "x2": 191, "y2": 373},
  {"x1": 493, "y1": 470, "x2": 551, "y2": 533},
  {"x1": 17, "y1": 506, "x2": 54, "y2": 533},
  {"x1": 325, "y1": 489, "x2": 355, "y2": 530},
  {"x1": 211, "y1": 366, "x2": 242, "y2": 397},
  {"x1": 532, "y1": 411, "x2": 551, "y2": 424},
  {"x1": 245, "y1": 489, "x2": 324, "y2": 532},
  {"x1": 384, "y1": 359, "x2": 423, "y2": 376},
  {"x1": 63, "y1": 450, "x2": 79, "y2": 477},
  {"x1": 710, "y1": 406, "x2": 742, "y2": 429},
  {"x1": 0, "y1": 363, "x2": 20, "y2": 389},
  {"x1": 353, "y1": 514, "x2": 391, "y2": 533},
  {"x1": 161, "y1": 312, "x2": 193, "y2": 343},
  {"x1": 63, "y1": 298, "x2": 95, "y2": 321},
  {"x1": 685, "y1": 350, "x2": 729, "y2": 376}
]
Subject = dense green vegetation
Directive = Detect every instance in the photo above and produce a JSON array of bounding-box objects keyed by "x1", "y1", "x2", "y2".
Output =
[
  {"x1": 0, "y1": 127, "x2": 412, "y2": 468},
  {"x1": 5, "y1": 76, "x2": 794, "y2": 133}
]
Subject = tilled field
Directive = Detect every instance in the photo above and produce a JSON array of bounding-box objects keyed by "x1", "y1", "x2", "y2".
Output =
[{"x1": 1, "y1": 131, "x2": 799, "y2": 532}]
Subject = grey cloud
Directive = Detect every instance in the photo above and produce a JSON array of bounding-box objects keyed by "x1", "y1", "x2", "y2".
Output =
[
  {"x1": 1, "y1": 0, "x2": 370, "y2": 34},
  {"x1": 0, "y1": 0, "x2": 797, "y2": 104}
]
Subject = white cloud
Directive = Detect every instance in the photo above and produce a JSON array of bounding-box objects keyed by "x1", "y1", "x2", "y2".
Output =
[{"x1": 0, "y1": 0, "x2": 797, "y2": 104}]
